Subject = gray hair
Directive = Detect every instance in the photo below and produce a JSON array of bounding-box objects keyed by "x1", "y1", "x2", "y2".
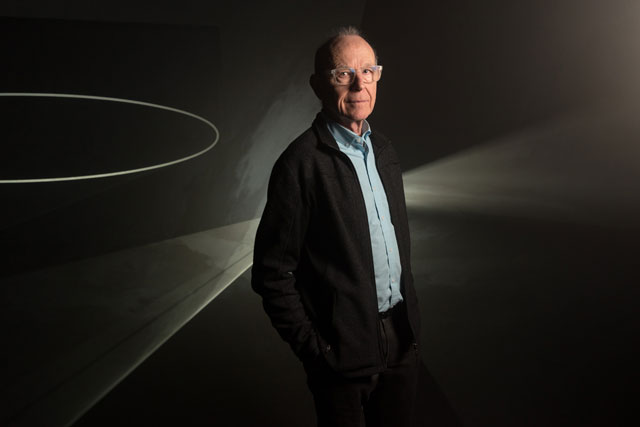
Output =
[{"x1": 313, "y1": 26, "x2": 377, "y2": 76}]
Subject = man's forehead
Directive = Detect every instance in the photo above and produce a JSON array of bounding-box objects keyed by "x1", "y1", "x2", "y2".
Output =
[{"x1": 330, "y1": 36, "x2": 376, "y2": 65}]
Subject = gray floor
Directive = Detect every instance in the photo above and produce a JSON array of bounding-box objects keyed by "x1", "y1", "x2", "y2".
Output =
[
  {"x1": 75, "y1": 208, "x2": 638, "y2": 426},
  {"x1": 74, "y1": 268, "x2": 316, "y2": 426},
  {"x1": 409, "y1": 210, "x2": 638, "y2": 426},
  {"x1": 1, "y1": 221, "x2": 257, "y2": 427}
]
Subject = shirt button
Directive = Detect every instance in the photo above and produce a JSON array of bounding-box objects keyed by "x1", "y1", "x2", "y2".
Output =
[{"x1": 391, "y1": 278, "x2": 396, "y2": 283}]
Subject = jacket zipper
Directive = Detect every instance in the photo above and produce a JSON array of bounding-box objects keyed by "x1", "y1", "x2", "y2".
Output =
[{"x1": 335, "y1": 149, "x2": 387, "y2": 369}]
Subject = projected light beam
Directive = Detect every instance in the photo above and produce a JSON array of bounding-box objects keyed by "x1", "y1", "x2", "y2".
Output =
[
  {"x1": 0, "y1": 93, "x2": 220, "y2": 184},
  {"x1": 402, "y1": 107, "x2": 640, "y2": 228}
]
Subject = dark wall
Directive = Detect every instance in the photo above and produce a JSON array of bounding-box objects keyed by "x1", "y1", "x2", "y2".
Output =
[{"x1": 6, "y1": 0, "x2": 638, "y2": 275}]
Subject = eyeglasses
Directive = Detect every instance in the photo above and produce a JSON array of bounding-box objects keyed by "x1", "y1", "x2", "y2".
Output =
[{"x1": 328, "y1": 65, "x2": 383, "y2": 86}]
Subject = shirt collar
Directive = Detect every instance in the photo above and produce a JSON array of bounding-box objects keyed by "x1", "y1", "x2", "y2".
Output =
[{"x1": 322, "y1": 112, "x2": 372, "y2": 150}]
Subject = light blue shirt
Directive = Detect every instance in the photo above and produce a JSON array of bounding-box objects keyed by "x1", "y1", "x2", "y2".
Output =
[{"x1": 325, "y1": 116, "x2": 403, "y2": 312}]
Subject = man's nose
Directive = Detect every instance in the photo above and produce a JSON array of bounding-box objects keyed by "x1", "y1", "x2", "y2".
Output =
[{"x1": 350, "y1": 72, "x2": 365, "y2": 90}]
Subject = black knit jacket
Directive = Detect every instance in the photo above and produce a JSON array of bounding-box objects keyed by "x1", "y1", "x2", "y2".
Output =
[{"x1": 251, "y1": 113, "x2": 421, "y2": 378}]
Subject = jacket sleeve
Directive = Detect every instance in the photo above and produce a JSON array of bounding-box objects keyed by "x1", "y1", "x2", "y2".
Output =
[{"x1": 251, "y1": 154, "x2": 320, "y2": 362}]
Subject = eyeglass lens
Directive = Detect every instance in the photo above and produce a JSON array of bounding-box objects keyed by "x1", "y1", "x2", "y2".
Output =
[{"x1": 334, "y1": 67, "x2": 381, "y2": 85}]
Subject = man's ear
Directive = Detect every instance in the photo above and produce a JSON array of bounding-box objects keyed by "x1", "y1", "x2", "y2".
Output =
[{"x1": 309, "y1": 74, "x2": 322, "y2": 100}]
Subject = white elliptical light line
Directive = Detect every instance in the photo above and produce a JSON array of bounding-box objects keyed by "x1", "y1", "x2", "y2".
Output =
[{"x1": 0, "y1": 92, "x2": 220, "y2": 184}]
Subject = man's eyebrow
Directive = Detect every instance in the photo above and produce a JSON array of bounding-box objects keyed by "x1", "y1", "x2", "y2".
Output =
[{"x1": 333, "y1": 63, "x2": 376, "y2": 69}]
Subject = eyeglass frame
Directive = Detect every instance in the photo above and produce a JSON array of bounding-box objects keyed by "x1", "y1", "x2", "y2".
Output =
[{"x1": 328, "y1": 65, "x2": 383, "y2": 86}]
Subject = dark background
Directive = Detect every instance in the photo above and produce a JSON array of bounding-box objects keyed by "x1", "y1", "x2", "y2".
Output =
[{"x1": 1, "y1": 1, "x2": 638, "y2": 426}]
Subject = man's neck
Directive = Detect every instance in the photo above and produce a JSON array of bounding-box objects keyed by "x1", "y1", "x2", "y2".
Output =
[{"x1": 322, "y1": 109, "x2": 365, "y2": 136}]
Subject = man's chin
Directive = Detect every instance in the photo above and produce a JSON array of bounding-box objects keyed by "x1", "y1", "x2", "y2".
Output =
[
  {"x1": 342, "y1": 109, "x2": 371, "y2": 123},
  {"x1": 324, "y1": 108, "x2": 371, "y2": 127}
]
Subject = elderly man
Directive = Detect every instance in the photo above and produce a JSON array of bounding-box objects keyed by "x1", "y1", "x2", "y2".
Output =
[{"x1": 252, "y1": 27, "x2": 421, "y2": 427}]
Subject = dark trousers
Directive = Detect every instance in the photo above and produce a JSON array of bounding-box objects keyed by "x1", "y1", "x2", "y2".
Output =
[{"x1": 305, "y1": 304, "x2": 420, "y2": 427}]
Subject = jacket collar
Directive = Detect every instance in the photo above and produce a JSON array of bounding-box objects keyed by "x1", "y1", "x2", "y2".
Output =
[{"x1": 312, "y1": 112, "x2": 390, "y2": 153}]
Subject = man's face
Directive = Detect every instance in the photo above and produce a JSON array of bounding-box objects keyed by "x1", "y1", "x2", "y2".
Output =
[{"x1": 317, "y1": 36, "x2": 378, "y2": 130}]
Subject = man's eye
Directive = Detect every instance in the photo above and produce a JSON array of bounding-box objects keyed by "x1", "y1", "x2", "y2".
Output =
[
  {"x1": 338, "y1": 71, "x2": 350, "y2": 77},
  {"x1": 362, "y1": 68, "x2": 372, "y2": 74}
]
